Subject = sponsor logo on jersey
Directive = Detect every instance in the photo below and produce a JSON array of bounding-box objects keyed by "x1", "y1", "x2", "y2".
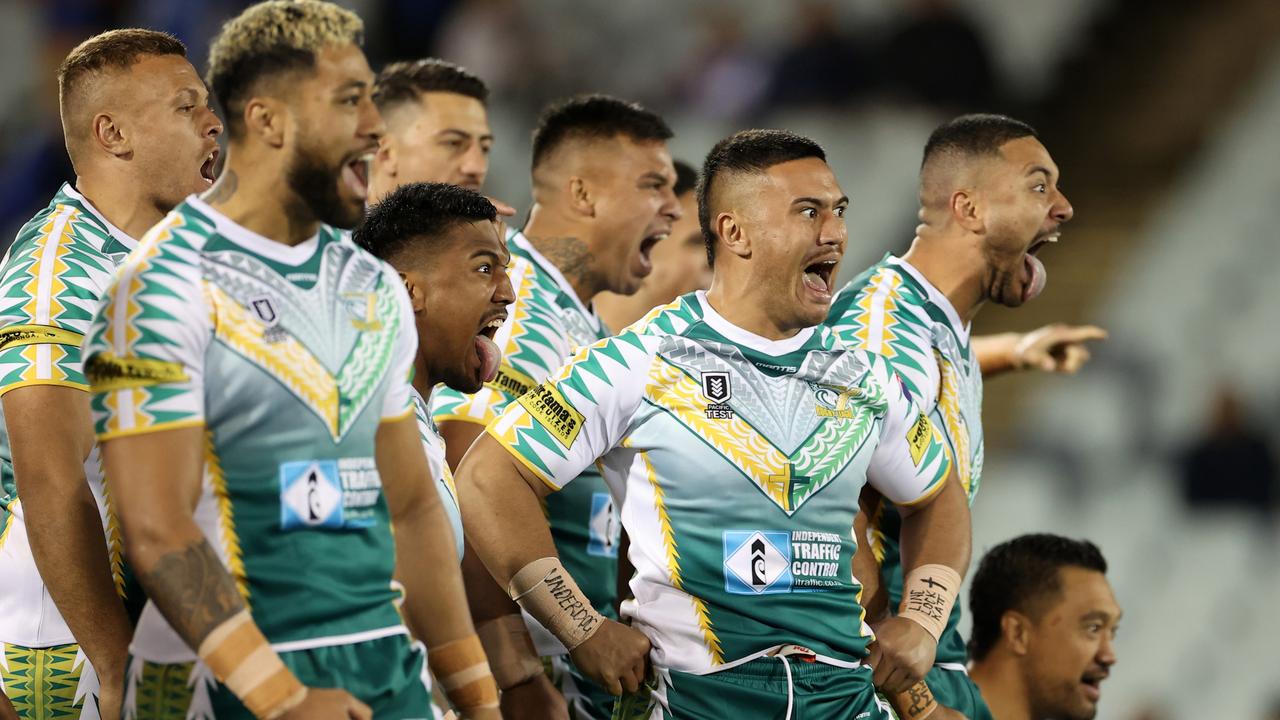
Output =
[
  {"x1": 701, "y1": 371, "x2": 734, "y2": 419},
  {"x1": 85, "y1": 352, "x2": 188, "y2": 391},
  {"x1": 812, "y1": 383, "x2": 863, "y2": 420},
  {"x1": 0, "y1": 324, "x2": 83, "y2": 351},
  {"x1": 587, "y1": 491, "x2": 620, "y2": 558},
  {"x1": 486, "y1": 364, "x2": 535, "y2": 400},
  {"x1": 906, "y1": 412, "x2": 931, "y2": 465},
  {"x1": 341, "y1": 291, "x2": 383, "y2": 332},
  {"x1": 279, "y1": 457, "x2": 382, "y2": 531},
  {"x1": 723, "y1": 530, "x2": 845, "y2": 595},
  {"x1": 518, "y1": 381, "x2": 584, "y2": 448}
]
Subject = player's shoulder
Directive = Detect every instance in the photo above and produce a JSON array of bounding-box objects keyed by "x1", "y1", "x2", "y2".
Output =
[
  {"x1": 828, "y1": 255, "x2": 932, "y2": 331},
  {"x1": 3, "y1": 185, "x2": 123, "y2": 277}
]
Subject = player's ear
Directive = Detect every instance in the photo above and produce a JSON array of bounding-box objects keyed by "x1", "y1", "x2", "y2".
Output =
[
  {"x1": 950, "y1": 189, "x2": 984, "y2": 233},
  {"x1": 400, "y1": 271, "x2": 426, "y2": 314},
  {"x1": 1002, "y1": 610, "x2": 1032, "y2": 656},
  {"x1": 567, "y1": 176, "x2": 595, "y2": 218},
  {"x1": 716, "y1": 211, "x2": 749, "y2": 261},
  {"x1": 92, "y1": 112, "x2": 130, "y2": 159},
  {"x1": 375, "y1": 135, "x2": 396, "y2": 177},
  {"x1": 244, "y1": 96, "x2": 286, "y2": 149}
]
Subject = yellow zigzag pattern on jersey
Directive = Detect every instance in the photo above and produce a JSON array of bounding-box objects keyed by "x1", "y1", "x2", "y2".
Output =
[
  {"x1": 20, "y1": 207, "x2": 76, "y2": 325},
  {"x1": 499, "y1": 260, "x2": 540, "y2": 369},
  {"x1": 0, "y1": 504, "x2": 15, "y2": 553},
  {"x1": 644, "y1": 360, "x2": 793, "y2": 510},
  {"x1": 205, "y1": 284, "x2": 339, "y2": 438},
  {"x1": 934, "y1": 349, "x2": 971, "y2": 494},
  {"x1": 97, "y1": 453, "x2": 127, "y2": 598},
  {"x1": 0, "y1": 642, "x2": 87, "y2": 718},
  {"x1": 205, "y1": 430, "x2": 249, "y2": 606},
  {"x1": 854, "y1": 269, "x2": 904, "y2": 357},
  {"x1": 630, "y1": 443, "x2": 723, "y2": 665}
]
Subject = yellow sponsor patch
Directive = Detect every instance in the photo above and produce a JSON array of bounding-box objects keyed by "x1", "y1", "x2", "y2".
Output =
[
  {"x1": 85, "y1": 352, "x2": 189, "y2": 391},
  {"x1": 517, "y1": 381, "x2": 584, "y2": 449},
  {"x1": 487, "y1": 363, "x2": 535, "y2": 400},
  {"x1": 906, "y1": 412, "x2": 932, "y2": 466},
  {"x1": 0, "y1": 324, "x2": 83, "y2": 351}
]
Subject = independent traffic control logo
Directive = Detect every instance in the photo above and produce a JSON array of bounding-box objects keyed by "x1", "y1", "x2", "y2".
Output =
[{"x1": 723, "y1": 530, "x2": 792, "y2": 594}]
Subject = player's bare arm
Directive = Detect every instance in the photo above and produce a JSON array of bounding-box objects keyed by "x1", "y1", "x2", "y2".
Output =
[
  {"x1": 3, "y1": 385, "x2": 132, "y2": 712},
  {"x1": 974, "y1": 325, "x2": 1108, "y2": 377},
  {"x1": 104, "y1": 426, "x2": 370, "y2": 720},
  {"x1": 376, "y1": 415, "x2": 500, "y2": 719},
  {"x1": 456, "y1": 433, "x2": 650, "y2": 697},
  {"x1": 867, "y1": 471, "x2": 971, "y2": 694}
]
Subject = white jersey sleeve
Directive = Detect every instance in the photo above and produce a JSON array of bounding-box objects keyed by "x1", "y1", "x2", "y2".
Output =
[
  {"x1": 380, "y1": 268, "x2": 417, "y2": 422},
  {"x1": 864, "y1": 352, "x2": 952, "y2": 507}
]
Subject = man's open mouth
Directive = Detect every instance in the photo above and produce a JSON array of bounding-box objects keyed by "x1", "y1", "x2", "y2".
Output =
[
  {"x1": 341, "y1": 153, "x2": 373, "y2": 200},
  {"x1": 802, "y1": 258, "x2": 838, "y2": 296},
  {"x1": 474, "y1": 313, "x2": 507, "y2": 383},
  {"x1": 200, "y1": 147, "x2": 220, "y2": 184}
]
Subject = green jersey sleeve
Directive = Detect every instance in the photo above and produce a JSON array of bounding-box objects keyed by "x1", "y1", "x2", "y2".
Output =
[
  {"x1": 84, "y1": 214, "x2": 212, "y2": 440},
  {"x1": 864, "y1": 352, "x2": 952, "y2": 506}
]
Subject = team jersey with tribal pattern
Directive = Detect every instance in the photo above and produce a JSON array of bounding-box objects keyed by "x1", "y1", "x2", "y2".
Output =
[
  {"x1": 826, "y1": 253, "x2": 983, "y2": 667},
  {"x1": 431, "y1": 230, "x2": 620, "y2": 655},
  {"x1": 83, "y1": 196, "x2": 418, "y2": 667},
  {"x1": 413, "y1": 388, "x2": 463, "y2": 561},
  {"x1": 487, "y1": 291, "x2": 952, "y2": 673},
  {"x1": 0, "y1": 183, "x2": 135, "y2": 648}
]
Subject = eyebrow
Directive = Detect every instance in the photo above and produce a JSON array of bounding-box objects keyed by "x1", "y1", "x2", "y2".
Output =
[
  {"x1": 1027, "y1": 165, "x2": 1055, "y2": 180},
  {"x1": 336, "y1": 79, "x2": 368, "y2": 93},
  {"x1": 792, "y1": 195, "x2": 850, "y2": 207},
  {"x1": 639, "y1": 171, "x2": 670, "y2": 185},
  {"x1": 1080, "y1": 610, "x2": 1119, "y2": 623},
  {"x1": 472, "y1": 247, "x2": 510, "y2": 263},
  {"x1": 174, "y1": 87, "x2": 199, "y2": 103},
  {"x1": 437, "y1": 128, "x2": 495, "y2": 141}
]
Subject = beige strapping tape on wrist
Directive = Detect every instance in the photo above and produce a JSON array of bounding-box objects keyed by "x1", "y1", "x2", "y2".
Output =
[
  {"x1": 898, "y1": 564, "x2": 962, "y2": 642},
  {"x1": 476, "y1": 614, "x2": 544, "y2": 689},
  {"x1": 197, "y1": 610, "x2": 306, "y2": 719},
  {"x1": 428, "y1": 634, "x2": 499, "y2": 710},
  {"x1": 507, "y1": 557, "x2": 603, "y2": 651}
]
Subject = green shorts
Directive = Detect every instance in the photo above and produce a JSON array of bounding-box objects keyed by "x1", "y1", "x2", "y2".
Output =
[
  {"x1": 615, "y1": 659, "x2": 898, "y2": 720},
  {"x1": 123, "y1": 632, "x2": 436, "y2": 719},
  {"x1": 927, "y1": 665, "x2": 992, "y2": 720},
  {"x1": 1, "y1": 642, "x2": 98, "y2": 719},
  {"x1": 548, "y1": 653, "x2": 616, "y2": 720}
]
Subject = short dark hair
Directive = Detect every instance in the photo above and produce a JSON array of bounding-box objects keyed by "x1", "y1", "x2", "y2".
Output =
[
  {"x1": 921, "y1": 113, "x2": 1038, "y2": 169},
  {"x1": 968, "y1": 533, "x2": 1109, "y2": 662},
  {"x1": 59, "y1": 29, "x2": 187, "y2": 164},
  {"x1": 206, "y1": 0, "x2": 364, "y2": 139},
  {"x1": 355, "y1": 182, "x2": 497, "y2": 265},
  {"x1": 530, "y1": 94, "x2": 672, "y2": 170},
  {"x1": 373, "y1": 58, "x2": 488, "y2": 116},
  {"x1": 673, "y1": 159, "x2": 698, "y2": 197},
  {"x1": 697, "y1": 129, "x2": 826, "y2": 267}
]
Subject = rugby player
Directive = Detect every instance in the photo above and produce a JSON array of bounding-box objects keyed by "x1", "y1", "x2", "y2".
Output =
[
  {"x1": 595, "y1": 159, "x2": 712, "y2": 331},
  {"x1": 967, "y1": 534, "x2": 1119, "y2": 720},
  {"x1": 82, "y1": 2, "x2": 496, "y2": 718},
  {"x1": 0, "y1": 29, "x2": 220, "y2": 719},
  {"x1": 455, "y1": 129, "x2": 971, "y2": 718},
  {"x1": 431, "y1": 94, "x2": 681, "y2": 720},
  {"x1": 827, "y1": 114, "x2": 1102, "y2": 719}
]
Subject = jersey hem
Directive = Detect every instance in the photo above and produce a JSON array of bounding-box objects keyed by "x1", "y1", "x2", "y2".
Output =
[
  {"x1": 485, "y1": 425, "x2": 558, "y2": 491},
  {"x1": 379, "y1": 405, "x2": 416, "y2": 424},
  {"x1": 432, "y1": 413, "x2": 490, "y2": 428},
  {"x1": 894, "y1": 455, "x2": 953, "y2": 509},
  {"x1": 0, "y1": 379, "x2": 89, "y2": 396},
  {"x1": 96, "y1": 418, "x2": 205, "y2": 442}
]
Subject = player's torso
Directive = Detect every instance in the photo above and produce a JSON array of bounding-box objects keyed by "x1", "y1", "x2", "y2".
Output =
[
  {"x1": 0, "y1": 185, "x2": 133, "y2": 645},
  {"x1": 616, "y1": 315, "x2": 890, "y2": 671},
  {"x1": 413, "y1": 389, "x2": 463, "y2": 561},
  {"x1": 131, "y1": 207, "x2": 406, "y2": 657}
]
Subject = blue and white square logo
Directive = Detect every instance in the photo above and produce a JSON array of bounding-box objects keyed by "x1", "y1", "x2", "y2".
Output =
[
  {"x1": 724, "y1": 530, "x2": 792, "y2": 595},
  {"x1": 587, "y1": 492, "x2": 621, "y2": 558},
  {"x1": 280, "y1": 460, "x2": 343, "y2": 530}
]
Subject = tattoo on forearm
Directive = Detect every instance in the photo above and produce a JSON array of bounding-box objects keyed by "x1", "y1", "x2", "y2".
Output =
[
  {"x1": 204, "y1": 170, "x2": 237, "y2": 205},
  {"x1": 897, "y1": 680, "x2": 938, "y2": 718},
  {"x1": 137, "y1": 539, "x2": 244, "y2": 649},
  {"x1": 532, "y1": 236, "x2": 605, "y2": 298}
]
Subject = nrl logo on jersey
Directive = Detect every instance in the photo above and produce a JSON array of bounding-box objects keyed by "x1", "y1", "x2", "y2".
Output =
[
  {"x1": 248, "y1": 295, "x2": 289, "y2": 343},
  {"x1": 701, "y1": 371, "x2": 734, "y2": 419},
  {"x1": 811, "y1": 383, "x2": 863, "y2": 420}
]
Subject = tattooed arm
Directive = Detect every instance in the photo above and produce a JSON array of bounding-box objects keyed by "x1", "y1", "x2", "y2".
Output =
[{"x1": 102, "y1": 425, "x2": 369, "y2": 719}]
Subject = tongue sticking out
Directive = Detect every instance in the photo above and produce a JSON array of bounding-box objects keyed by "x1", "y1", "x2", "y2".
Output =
[
  {"x1": 341, "y1": 162, "x2": 368, "y2": 200},
  {"x1": 1023, "y1": 254, "x2": 1047, "y2": 302},
  {"x1": 803, "y1": 270, "x2": 829, "y2": 295},
  {"x1": 475, "y1": 335, "x2": 501, "y2": 383}
]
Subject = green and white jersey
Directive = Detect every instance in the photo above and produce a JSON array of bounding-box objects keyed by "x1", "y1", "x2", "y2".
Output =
[
  {"x1": 826, "y1": 254, "x2": 982, "y2": 667},
  {"x1": 488, "y1": 291, "x2": 952, "y2": 674},
  {"x1": 83, "y1": 196, "x2": 418, "y2": 663},
  {"x1": 413, "y1": 388, "x2": 463, "y2": 562},
  {"x1": 431, "y1": 230, "x2": 620, "y2": 656},
  {"x1": 0, "y1": 183, "x2": 135, "y2": 647}
]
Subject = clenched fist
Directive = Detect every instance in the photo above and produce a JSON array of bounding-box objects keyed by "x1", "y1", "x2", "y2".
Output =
[
  {"x1": 867, "y1": 616, "x2": 937, "y2": 693},
  {"x1": 568, "y1": 620, "x2": 650, "y2": 696}
]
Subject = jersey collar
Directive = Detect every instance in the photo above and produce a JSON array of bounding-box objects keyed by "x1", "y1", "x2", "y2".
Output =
[
  {"x1": 696, "y1": 290, "x2": 817, "y2": 356},
  {"x1": 509, "y1": 231, "x2": 604, "y2": 331},
  {"x1": 185, "y1": 195, "x2": 322, "y2": 266},
  {"x1": 60, "y1": 183, "x2": 139, "y2": 250},
  {"x1": 886, "y1": 256, "x2": 971, "y2": 344}
]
